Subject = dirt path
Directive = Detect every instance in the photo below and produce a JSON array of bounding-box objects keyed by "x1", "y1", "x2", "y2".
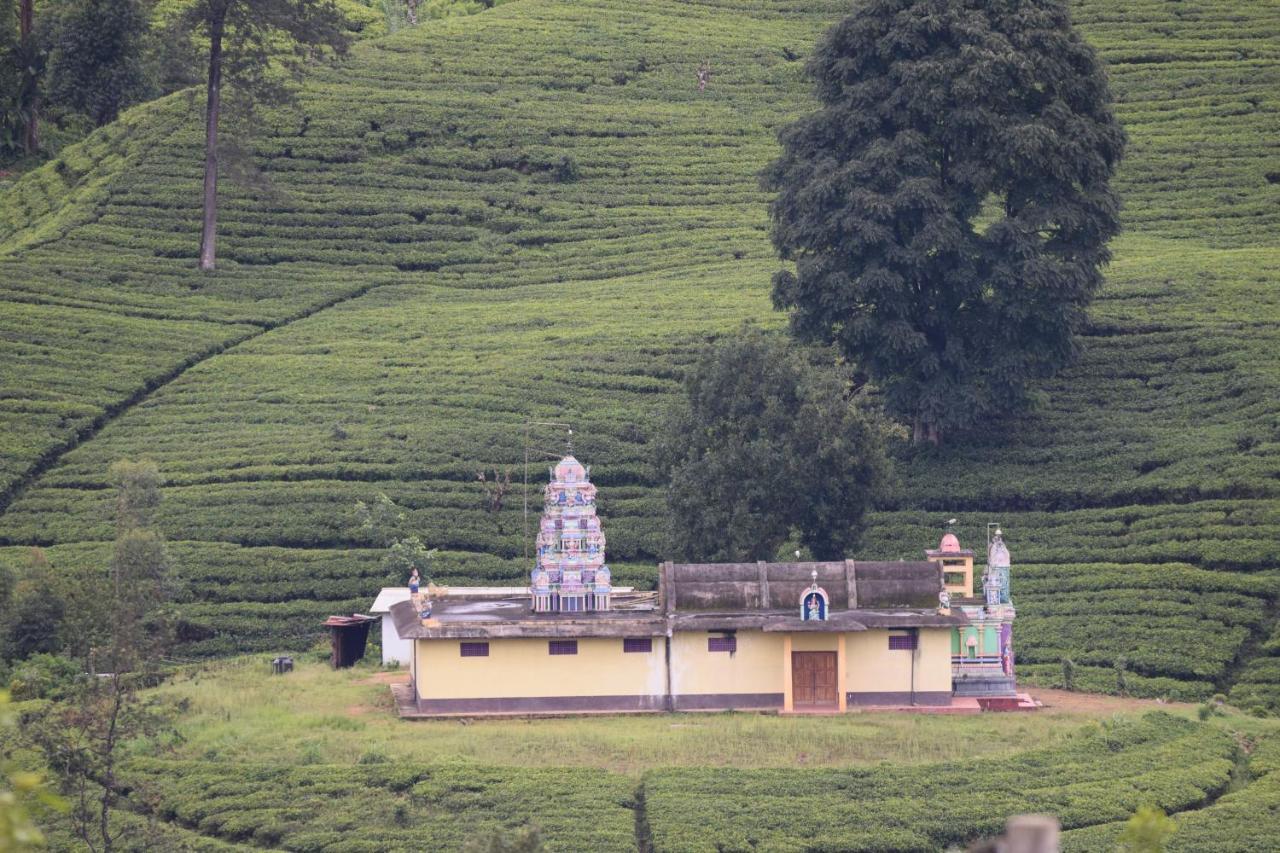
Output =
[{"x1": 1028, "y1": 688, "x2": 1197, "y2": 714}]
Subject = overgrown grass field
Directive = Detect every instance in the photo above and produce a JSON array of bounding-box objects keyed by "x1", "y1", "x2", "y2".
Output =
[{"x1": 1, "y1": 0, "x2": 1278, "y2": 714}]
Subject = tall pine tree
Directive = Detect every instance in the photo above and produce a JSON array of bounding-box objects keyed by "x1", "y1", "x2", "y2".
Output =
[{"x1": 766, "y1": 0, "x2": 1125, "y2": 444}]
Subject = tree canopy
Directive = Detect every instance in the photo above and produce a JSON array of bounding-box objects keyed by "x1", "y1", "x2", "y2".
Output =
[
  {"x1": 658, "y1": 329, "x2": 893, "y2": 562},
  {"x1": 766, "y1": 0, "x2": 1125, "y2": 443}
]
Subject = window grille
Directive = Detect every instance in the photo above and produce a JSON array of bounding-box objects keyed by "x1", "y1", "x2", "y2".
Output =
[
  {"x1": 549, "y1": 640, "x2": 578, "y2": 656},
  {"x1": 460, "y1": 642, "x2": 489, "y2": 657},
  {"x1": 888, "y1": 634, "x2": 918, "y2": 651},
  {"x1": 708, "y1": 635, "x2": 736, "y2": 653},
  {"x1": 623, "y1": 637, "x2": 652, "y2": 653}
]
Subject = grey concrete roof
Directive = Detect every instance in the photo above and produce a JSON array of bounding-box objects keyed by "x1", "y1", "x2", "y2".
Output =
[
  {"x1": 663, "y1": 560, "x2": 945, "y2": 612},
  {"x1": 390, "y1": 559, "x2": 963, "y2": 640},
  {"x1": 390, "y1": 596, "x2": 665, "y2": 640}
]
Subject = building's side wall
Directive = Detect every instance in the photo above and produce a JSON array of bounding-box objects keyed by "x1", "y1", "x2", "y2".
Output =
[
  {"x1": 414, "y1": 636, "x2": 667, "y2": 713},
  {"x1": 410, "y1": 635, "x2": 419, "y2": 697},
  {"x1": 845, "y1": 628, "x2": 953, "y2": 706},
  {"x1": 381, "y1": 617, "x2": 412, "y2": 667},
  {"x1": 669, "y1": 631, "x2": 785, "y2": 710}
]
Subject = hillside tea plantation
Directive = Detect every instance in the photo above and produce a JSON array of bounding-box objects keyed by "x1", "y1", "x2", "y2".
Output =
[{"x1": 1, "y1": 0, "x2": 1279, "y2": 724}]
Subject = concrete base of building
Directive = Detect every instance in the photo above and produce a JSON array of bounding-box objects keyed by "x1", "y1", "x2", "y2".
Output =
[
  {"x1": 671, "y1": 693, "x2": 784, "y2": 711},
  {"x1": 844, "y1": 697, "x2": 983, "y2": 715},
  {"x1": 953, "y1": 673, "x2": 1018, "y2": 697},
  {"x1": 390, "y1": 685, "x2": 1015, "y2": 719},
  {"x1": 976, "y1": 693, "x2": 1040, "y2": 712},
  {"x1": 847, "y1": 690, "x2": 953, "y2": 706}
]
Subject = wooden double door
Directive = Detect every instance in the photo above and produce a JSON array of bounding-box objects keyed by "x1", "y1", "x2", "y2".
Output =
[{"x1": 792, "y1": 651, "x2": 838, "y2": 708}]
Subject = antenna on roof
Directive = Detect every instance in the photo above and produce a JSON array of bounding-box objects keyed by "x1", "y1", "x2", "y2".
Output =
[
  {"x1": 986, "y1": 521, "x2": 1002, "y2": 553},
  {"x1": 522, "y1": 420, "x2": 573, "y2": 562}
]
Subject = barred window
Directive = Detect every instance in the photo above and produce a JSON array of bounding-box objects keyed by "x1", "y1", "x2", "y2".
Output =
[
  {"x1": 888, "y1": 634, "x2": 918, "y2": 651},
  {"x1": 460, "y1": 642, "x2": 489, "y2": 657},
  {"x1": 708, "y1": 635, "x2": 736, "y2": 653},
  {"x1": 549, "y1": 640, "x2": 578, "y2": 656},
  {"x1": 623, "y1": 637, "x2": 652, "y2": 653}
]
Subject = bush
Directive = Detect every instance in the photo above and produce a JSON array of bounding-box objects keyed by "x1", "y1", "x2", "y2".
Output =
[{"x1": 7, "y1": 653, "x2": 83, "y2": 701}]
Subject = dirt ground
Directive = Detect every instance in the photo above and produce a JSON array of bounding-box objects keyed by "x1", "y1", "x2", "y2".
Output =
[
  {"x1": 1027, "y1": 687, "x2": 1197, "y2": 714},
  {"x1": 357, "y1": 670, "x2": 410, "y2": 685}
]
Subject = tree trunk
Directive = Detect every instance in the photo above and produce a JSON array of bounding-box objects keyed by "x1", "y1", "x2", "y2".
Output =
[
  {"x1": 98, "y1": 676, "x2": 124, "y2": 853},
  {"x1": 199, "y1": 11, "x2": 226, "y2": 272},
  {"x1": 19, "y1": 0, "x2": 37, "y2": 153},
  {"x1": 912, "y1": 416, "x2": 941, "y2": 446},
  {"x1": 405, "y1": 0, "x2": 419, "y2": 25}
]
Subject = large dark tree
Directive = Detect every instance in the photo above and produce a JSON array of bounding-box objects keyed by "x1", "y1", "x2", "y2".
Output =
[
  {"x1": 658, "y1": 329, "x2": 893, "y2": 562},
  {"x1": 42, "y1": 0, "x2": 151, "y2": 128},
  {"x1": 179, "y1": 0, "x2": 349, "y2": 270},
  {"x1": 0, "y1": 0, "x2": 41, "y2": 155},
  {"x1": 766, "y1": 0, "x2": 1125, "y2": 444}
]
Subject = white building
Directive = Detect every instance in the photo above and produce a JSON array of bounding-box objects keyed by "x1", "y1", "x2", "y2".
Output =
[{"x1": 369, "y1": 587, "x2": 413, "y2": 666}]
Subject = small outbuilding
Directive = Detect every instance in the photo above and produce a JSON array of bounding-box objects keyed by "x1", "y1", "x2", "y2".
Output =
[{"x1": 369, "y1": 587, "x2": 413, "y2": 666}]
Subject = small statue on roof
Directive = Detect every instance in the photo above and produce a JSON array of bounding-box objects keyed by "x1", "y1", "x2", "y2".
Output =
[{"x1": 408, "y1": 567, "x2": 420, "y2": 595}]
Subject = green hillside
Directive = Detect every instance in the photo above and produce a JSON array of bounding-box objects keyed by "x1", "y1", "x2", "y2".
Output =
[{"x1": 2, "y1": 0, "x2": 1279, "y2": 708}]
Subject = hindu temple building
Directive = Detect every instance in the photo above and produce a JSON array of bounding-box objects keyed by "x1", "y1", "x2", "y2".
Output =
[{"x1": 386, "y1": 454, "x2": 1033, "y2": 716}]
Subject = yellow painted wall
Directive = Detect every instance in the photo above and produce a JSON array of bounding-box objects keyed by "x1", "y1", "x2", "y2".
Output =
[
  {"x1": 415, "y1": 637, "x2": 667, "y2": 700},
  {"x1": 845, "y1": 628, "x2": 952, "y2": 693},
  {"x1": 791, "y1": 633, "x2": 838, "y2": 652},
  {"x1": 669, "y1": 631, "x2": 784, "y2": 696},
  {"x1": 414, "y1": 628, "x2": 953, "y2": 703}
]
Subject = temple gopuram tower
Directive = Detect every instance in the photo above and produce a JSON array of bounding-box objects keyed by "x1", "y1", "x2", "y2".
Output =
[{"x1": 530, "y1": 455, "x2": 612, "y2": 613}]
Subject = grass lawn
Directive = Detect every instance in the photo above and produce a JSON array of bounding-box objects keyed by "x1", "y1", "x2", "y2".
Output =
[{"x1": 149, "y1": 656, "x2": 1186, "y2": 774}]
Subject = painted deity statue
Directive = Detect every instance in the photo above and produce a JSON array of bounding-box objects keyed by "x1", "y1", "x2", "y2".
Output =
[{"x1": 988, "y1": 529, "x2": 1012, "y2": 605}]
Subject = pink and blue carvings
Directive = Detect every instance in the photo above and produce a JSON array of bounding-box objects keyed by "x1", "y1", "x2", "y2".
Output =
[{"x1": 530, "y1": 455, "x2": 613, "y2": 613}]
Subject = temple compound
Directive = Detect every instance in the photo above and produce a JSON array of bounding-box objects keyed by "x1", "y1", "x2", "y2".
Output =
[{"x1": 389, "y1": 455, "x2": 1031, "y2": 715}]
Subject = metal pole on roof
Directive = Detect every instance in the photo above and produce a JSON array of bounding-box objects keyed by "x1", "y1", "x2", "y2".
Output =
[{"x1": 523, "y1": 420, "x2": 572, "y2": 563}]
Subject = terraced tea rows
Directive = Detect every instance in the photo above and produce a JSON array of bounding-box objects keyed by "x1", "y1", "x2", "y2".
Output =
[
  {"x1": 68, "y1": 713, "x2": 1259, "y2": 852},
  {"x1": 0, "y1": 0, "x2": 1278, "y2": 707},
  {"x1": 644, "y1": 714, "x2": 1237, "y2": 851}
]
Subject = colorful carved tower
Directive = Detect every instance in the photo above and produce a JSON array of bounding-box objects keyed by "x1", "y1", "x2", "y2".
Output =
[{"x1": 530, "y1": 455, "x2": 612, "y2": 613}]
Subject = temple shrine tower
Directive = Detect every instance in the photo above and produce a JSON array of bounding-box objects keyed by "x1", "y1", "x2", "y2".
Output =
[{"x1": 530, "y1": 455, "x2": 612, "y2": 613}]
